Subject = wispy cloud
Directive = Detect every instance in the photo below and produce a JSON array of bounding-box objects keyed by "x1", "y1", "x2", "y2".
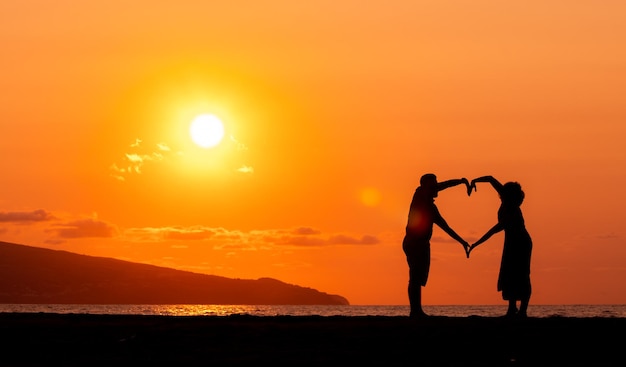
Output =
[
  {"x1": 237, "y1": 165, "x2": 254, "y2": 174},
  {"x1": 230, "y1": 136, "x2": 248, "y2": 151},
  {"x1": 595, "y1": 232, "x2": 621, "y2": 240},
  {"x1": 110, "y1": 137, "x2": 253, "y2": 180},
  {"x1": 1, "y1": 208, "x2": 382, "y2": 253},
  {"x1": 122, "y1": 225, "x2": 379, "y2": 249},
  {"x1": 122, "y1": 226, "x2": 233, "y2": 242},
  {"x1": 110, "y1": 139, "x2": 180, "y2": 181},
  {"x1": 0, "y1": 209, "x2": 54, "y2": 223},
  {"x1": 48, "y1": 218, "x2": 117, "y2": 239},
  {"x1": 157, "y1": 143, "x2": 171, "y2": 151},
  {"x1": 266, "y1": 230, "x2": 380, "y2": 247},
  {"x1": 130, "y1": 138, "x2": 142, "y2": 147},
  {"x1": 230, "y1": 136, "x2": 254, "y2": 173},
  {"x1": 292, "y1": 227, "x2": 322, "y2": 235},
  {"x1": 328, "y1": 234, "x2": 379, "y2": 245}
]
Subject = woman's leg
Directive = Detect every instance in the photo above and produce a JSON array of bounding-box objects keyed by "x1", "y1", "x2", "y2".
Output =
[
  {"x1": 505, "y1": 300, "x2": 518, "y2": 317},
  {"x1": 518, "y1": 297, "x2": 529, "y2": 317}
]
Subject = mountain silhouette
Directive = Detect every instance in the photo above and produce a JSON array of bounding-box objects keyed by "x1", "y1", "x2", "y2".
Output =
[{"x1": 0, "y1": 241, "x2": 349, "y2": 305}]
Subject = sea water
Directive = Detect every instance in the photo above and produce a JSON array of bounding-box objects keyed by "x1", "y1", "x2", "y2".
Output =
[{"x1": 0, "y1": 304, "x2": 624, "y2": 318}]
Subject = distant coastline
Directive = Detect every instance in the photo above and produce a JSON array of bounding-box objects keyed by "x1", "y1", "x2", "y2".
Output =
[{"x1": 0, "y1": 241, "x2": 348, "y2": 305}]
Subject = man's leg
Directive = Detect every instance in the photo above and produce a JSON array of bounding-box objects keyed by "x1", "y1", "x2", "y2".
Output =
[
  {"x1": 405, "y1": 241, "x2": 429, "y2": 318},
  {"x1": 408, "y1": 280, "x2": 427, "y2": 318}
]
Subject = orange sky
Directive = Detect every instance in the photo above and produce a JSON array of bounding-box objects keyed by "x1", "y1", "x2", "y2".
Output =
[{"x1": 1, "y1": 1, "x2": 625, "y2": 305}]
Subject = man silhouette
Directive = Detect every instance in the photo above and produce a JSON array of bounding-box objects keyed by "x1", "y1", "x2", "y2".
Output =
[{"x1": 402, "y1": 173, "x2": 469, "y2": 318}]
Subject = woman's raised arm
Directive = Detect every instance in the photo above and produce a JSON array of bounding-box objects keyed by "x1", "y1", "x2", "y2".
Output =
[{"x1": 471, "y1": 175, "x2": 503, "y2": 194}]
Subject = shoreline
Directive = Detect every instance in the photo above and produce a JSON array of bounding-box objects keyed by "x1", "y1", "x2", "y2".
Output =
[{"x1": 1, "y1": 313, "x2": 624, "y2": 366}]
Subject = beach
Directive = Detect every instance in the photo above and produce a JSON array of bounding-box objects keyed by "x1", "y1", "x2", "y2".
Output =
[{"x1": 1, "y1": 313, "x2": 624, "y2": 366}]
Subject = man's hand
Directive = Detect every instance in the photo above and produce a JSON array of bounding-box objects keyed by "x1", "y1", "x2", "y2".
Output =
[
  {"x1": 461, "y1": 240, "x2": 470, "y2": 258},
  {"x1": 464, "y1": 178, "x2": 475, "y2": 197},
  {"x1": 467, "y1": 179, "x2": 478, "y2": 196}
]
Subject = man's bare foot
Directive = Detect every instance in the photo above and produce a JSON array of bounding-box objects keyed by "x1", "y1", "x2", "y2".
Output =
[{"x1": 410, "y1": 310, "x2": 429, "y2": 318}]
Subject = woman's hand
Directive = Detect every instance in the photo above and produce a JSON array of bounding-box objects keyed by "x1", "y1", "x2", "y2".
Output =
[
  {"x1": 469, "y1": 179, "x2": 479, "y2": 195},
  {"x1": 465, "y1": 179, "x2": 476, "y2": 196}
]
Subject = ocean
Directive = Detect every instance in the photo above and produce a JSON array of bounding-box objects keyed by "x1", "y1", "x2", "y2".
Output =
[{"x1": 0, "y1": 304, "x2": 624, "y2": 318}]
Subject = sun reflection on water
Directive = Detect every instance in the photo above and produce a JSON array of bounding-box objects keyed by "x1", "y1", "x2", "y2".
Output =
[{"x1": 153, "y1": 304, "x2": 259, "y2": 316}]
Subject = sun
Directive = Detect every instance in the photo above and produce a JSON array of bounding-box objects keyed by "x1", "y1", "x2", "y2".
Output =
[{"x1": 189, "y1": 114, "x2": 225, "y2": 148}]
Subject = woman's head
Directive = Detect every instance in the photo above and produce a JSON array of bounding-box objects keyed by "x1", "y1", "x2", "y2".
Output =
[{"x1": 501, "y1": 182, "x2": 525, "y2": 206}]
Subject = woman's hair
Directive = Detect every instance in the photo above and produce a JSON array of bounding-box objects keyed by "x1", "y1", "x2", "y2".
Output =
[{"x1": 501, "y1": 182, "x2": 525, "y2": 206}]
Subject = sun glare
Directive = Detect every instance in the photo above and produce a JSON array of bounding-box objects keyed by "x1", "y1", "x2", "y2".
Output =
[{"x1": 190, "y1": 114, "x2": 225, "y2": 148}]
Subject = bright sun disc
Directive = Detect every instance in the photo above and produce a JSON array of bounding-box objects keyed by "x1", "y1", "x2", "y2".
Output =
[{"x1": 190, "y1": 114, "x2": 225, "y2": 148}]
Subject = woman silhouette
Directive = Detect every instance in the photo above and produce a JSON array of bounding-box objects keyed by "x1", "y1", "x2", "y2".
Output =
[{"x1": 469, "y1": 176, "x2": 533, "y2": 318}]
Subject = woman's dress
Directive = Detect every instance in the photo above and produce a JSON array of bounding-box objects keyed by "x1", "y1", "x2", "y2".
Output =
[{"x1": 497, "y1": 204, "x2": 533, "y2": 300}]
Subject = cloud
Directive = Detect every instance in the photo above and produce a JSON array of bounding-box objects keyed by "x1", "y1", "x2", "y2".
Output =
[
  {"x1": 48, "y1": 218, "x2": 117, "y2": 239},
  {"x1": 122, "y1": 225, "x2": 379, "y2": 250},
  {"x1": 163, "y1": 226, "x2": 221, "y2": 241},
  {"x1": 110, "y1": 139, "x2": 180, "y2": 181},
  {"x1": 274, "y1": 235, "x2": 327, "y2": 246},
  {"x1": 123, "y1": 226, "x2": 234, "y2": 242},
  {"x1": 271, "y1": 232, "x2": 379, "y2": 246},
  {"x1": 595, "y1": 232, "x2": 621, "y2": 240},
  {"x1": 0, "y1": 209, "x2": 54, "y2": 223},
  {"x1": 230, "y1": 136, "x2": 248, "y2": 151},
  {"x1": 229, "y1": 136, "x2": 253, "y2": 174},
  {"x1": 111, "y1": 137, "x2": 253, "y2": 180},
  {"x1": 122, "y1": 227, "x2": 166, "y2": 242},
  {"x1": 328, "y1": 234, "x2": 380, "y2": 245},
  {"x1": 123, "y1": 152, "x2": 164, "y2": 173},
  {"x1": 237, "y1": 165, "x2": 254, "y2": 174},
  {"x1": 292, "y1": 227, "x2": 322, "y2": 235},
  {"x1": 157, "y1": 143, "x2": 171, "y2": 151}
]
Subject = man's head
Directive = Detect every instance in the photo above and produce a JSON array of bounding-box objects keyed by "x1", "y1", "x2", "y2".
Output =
[{"x1": 420, "y1": 173, "x2": 438, "y2": 198}]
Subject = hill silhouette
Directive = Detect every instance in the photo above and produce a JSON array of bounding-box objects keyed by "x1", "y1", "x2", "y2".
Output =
[{"x1": 0, "y1": 241, "x2": 349, "y2": 305}]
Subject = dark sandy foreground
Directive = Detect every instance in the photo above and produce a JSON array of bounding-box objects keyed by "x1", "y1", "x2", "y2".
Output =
[{"x1": 1, "y1": 313, "x2": 624, "y2": 366}]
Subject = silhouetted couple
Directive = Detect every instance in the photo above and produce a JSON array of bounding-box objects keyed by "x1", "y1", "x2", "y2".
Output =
[{"x1": 402, "y1": 173, "x2": 532, "y2": 318}]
